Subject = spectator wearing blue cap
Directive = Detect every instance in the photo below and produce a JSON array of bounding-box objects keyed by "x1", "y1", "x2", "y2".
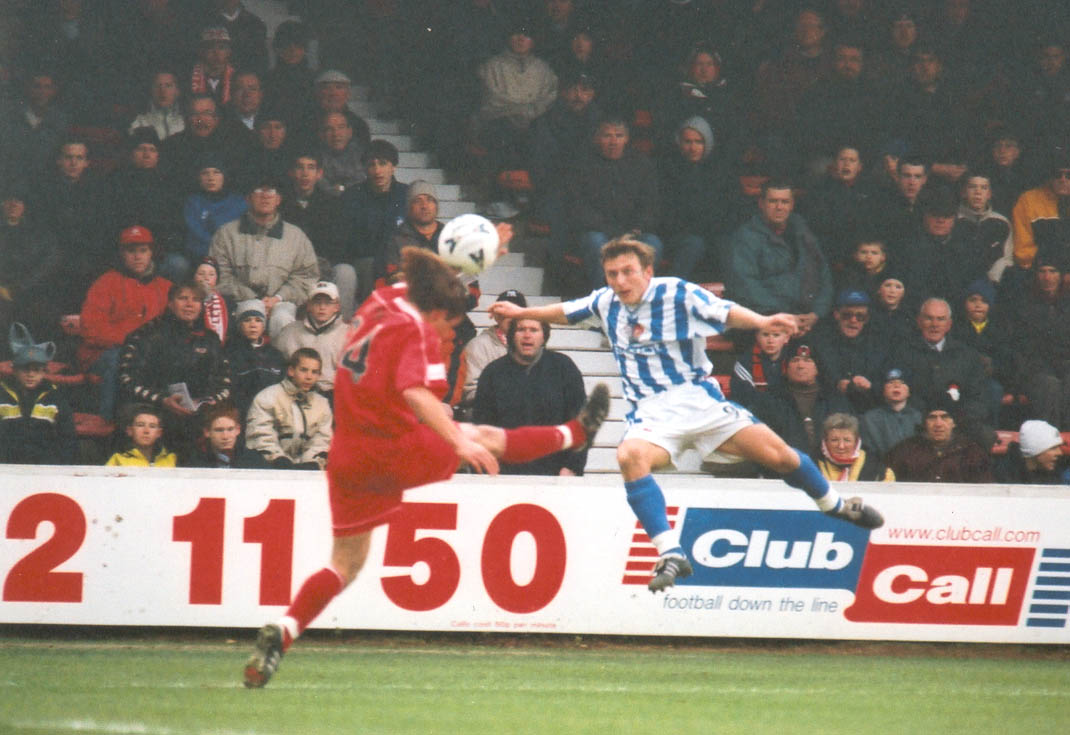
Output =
[
  {"x1": 811, "y1": 289, "x2": 886, "y2": 413},
  {"x1": 860, "y1": 367, "x2": 923, "y2": 460}
]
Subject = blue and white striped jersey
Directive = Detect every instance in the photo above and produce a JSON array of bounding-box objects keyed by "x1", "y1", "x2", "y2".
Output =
[{"x1": 562, "y1": 277, "x2": 736, "y2": 407}]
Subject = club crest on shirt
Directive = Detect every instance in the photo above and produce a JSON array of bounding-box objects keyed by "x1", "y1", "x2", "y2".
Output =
[{"x1": 629, "y1": 322, "x2": 645, "y2": 343}]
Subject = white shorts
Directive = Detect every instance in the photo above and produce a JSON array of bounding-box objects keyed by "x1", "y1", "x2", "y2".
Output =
[{"x1": 622, "y1": 382, "x2": 758, "y2": 468}]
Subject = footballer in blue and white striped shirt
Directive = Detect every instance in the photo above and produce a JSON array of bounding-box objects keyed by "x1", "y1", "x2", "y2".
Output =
[{"x1": 491, "y1": 236, "x2": 885, "y2": 592}]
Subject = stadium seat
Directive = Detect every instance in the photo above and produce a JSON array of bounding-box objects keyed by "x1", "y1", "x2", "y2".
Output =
[
  {"x1": 74, "y1": 412, "x2": 115, "y2": 439},
  {"x1": 527, "y1": 219, "x2": 551, "y2": 237},
  {"x1": 705, "y1": 335, "x2": 734, "y2": 352},
  {"x1": 713, "y1": 374, "x2": 731, "y2": 398},
  {"x1": 0, "y1": 361, "x2": 91, "y2": 387},
  {"x1": 991, "y1": 431, "x2": 1017, "y2": 455}
]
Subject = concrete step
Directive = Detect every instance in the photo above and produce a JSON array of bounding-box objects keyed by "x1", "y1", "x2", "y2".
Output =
[
  {"x1": 547, "y1": 329, "x2": 604, "y2": 350},
  {"x1": 396, "y1": 168, "x2": 445, "y2": 184},
  {"x1": 398, "y1": 151, "x2": 433, "y2": 168},
  {"x1": 378, "y1": 134, "x2": 416, "y2": 152},
  {"x1": 438, "y1": 200, "x2": 478, "y2": 219},
  {"x1": 594, "y1": 420, "x2": 627, "y2": 446},
  {"x1": 478, "y1": 265, "x2": 543, "y2": 296},
  {"x1": 584, "y1": 446, "x2": 703, "y2": 474},
  {"x1": 493, "y1": 252, "x2": 525, "y2": 267},
  {"x1": 561, "y1": 349, "x2": 618, "y2": 375},
  {"x1": 368, "y1": 120, "x2": 402, "y2": 136},
  {"x1": 475, "y1": 293, "x2": 559, "y2": 309},
  {"x1": 582, "y1": 375, "x2": 623, "y2": 397}
]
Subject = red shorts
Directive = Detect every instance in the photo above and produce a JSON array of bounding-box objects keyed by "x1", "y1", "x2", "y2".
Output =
[{"x1": 326, "y1": 425, "x2": 459, "y2": 537}]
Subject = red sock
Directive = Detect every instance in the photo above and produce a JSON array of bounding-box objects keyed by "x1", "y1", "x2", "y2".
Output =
[
  {"x1": 502, "y1": 424, "x2": 580, "y2": 464},
  {"x1": 282, "y1": 567, "x2": 344, "y2": 647}
]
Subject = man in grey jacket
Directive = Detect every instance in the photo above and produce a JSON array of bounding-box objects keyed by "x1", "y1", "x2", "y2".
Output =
[
  {"x1": 211, "y1": 174, "x2": 319, "y2": 336},
  {"x1": 725, "y1": 178, "x2": 833, "y2": 336}
]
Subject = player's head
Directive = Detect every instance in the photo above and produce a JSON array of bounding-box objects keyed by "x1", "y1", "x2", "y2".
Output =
[
  {"x1": 201, "y1": 402, "x2": 241, "y2": 453},
  {"x1": 600, "y1": 236, "x2": 655, "y2": 306},
  {"x1": 287, "y1": 347, "x2": 322, "y2": 392},
  {"x1": 401, "y1": 246, "x2": 468, "y2": 320}
]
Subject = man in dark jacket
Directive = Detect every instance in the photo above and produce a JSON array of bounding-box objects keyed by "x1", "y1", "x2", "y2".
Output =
[
  {"x1": 343, "y1": 140, "x2": 408, "y2": 301},
  {"x1": 184, "y1": 402, "x2": 269, "y2": 469},
  {"x1": 994, "y1": 419, "x2": 1070, "y2": 485},
  {"x1": 885, "y1": 395, "x2": 993, "y2": 483},
  {"x1": 117, "y1": 280, "x2": 231, "y2": 453},
  {"x1": 473, "y1": 318, "x2": 588, "y2": 476},
  {"x1": 899, "y1": 297, "x2": 993, "y2": 444},
  {"x1": 751, "y1": 341, "x2": 851, "y2": 458},
  {"x1": 810, "y1": 289, "x2": 887, "y2": 413},
  {"x1": 0, "y1": 182, "x2": 63, "y2": 353},
  {"x1": 566, "y1": 115, "x2": 662, "y2": 289},
  {"x1": 725, "y1": 178, "x2": 833, "y2": 336},
  {"x1": 384, "y1": 181, "x2": 444, "y2": 279},
  {"x1": 1009, "y1": 247, "x2": 1070, "y2": 429}
]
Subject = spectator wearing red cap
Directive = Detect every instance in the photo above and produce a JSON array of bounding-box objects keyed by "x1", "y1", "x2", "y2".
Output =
[{"x1": 78, "y1": 226, "x2": 172, "y2": 419}]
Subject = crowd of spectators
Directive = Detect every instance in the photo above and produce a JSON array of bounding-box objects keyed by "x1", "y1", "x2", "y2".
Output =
[{"x1": 2, "y1": 0, "x2": 1070, "y2": 483}]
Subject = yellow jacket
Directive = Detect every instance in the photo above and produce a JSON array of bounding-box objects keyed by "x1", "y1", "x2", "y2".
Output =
[{"x1": 105, "y1": 446, "x2": 178, "y2": 467}]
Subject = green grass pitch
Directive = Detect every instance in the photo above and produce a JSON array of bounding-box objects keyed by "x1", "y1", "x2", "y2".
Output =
[{"x1": 1, "y1": 634, "x2": 1067, "y2": 734}]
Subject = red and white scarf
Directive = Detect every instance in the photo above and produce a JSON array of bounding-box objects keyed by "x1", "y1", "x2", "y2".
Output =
[
  {"x1": 820, "y1": 438, "x2": 862, "y2": 482},
  {"x1": 203, "y1": 291, "x2": 228, "y2": 345},
  {"x1": 191, "y1": 64, "x2": 234, "y2": 105}
]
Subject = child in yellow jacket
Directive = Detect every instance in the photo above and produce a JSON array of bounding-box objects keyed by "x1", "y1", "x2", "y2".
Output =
[{"x1": 105, "y1": 404, "x2": 178, "y2": 467}]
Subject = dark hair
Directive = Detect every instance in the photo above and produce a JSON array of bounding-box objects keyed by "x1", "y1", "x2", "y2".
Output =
[
  {"x1": 600, "y1": 235, "x2": 656, "y2": 268},
  {"x1": 289, "y1": 150, "x2": 323, "y2": 169},
  {"x1": 401, "y1": 247, "x2": 468, "y2": 318},
  {"x1": 760, "y1": 177, "x2": 794, "y2": 198},
  {"x1": 361, "y1": 139, "x2": 399, "y2": 166},
  {"x1": 121, "y1": 402, "x2": 163, "y2": 428},
  {"x1": 289, "y1": 347, "x2": 322, "y2": 368},
  {"x1": 318, "y1": 108, "x2": 358, "y2": 131},
  {"x1": 897, "y1": 155, "x2": 927, "y2": 172},
  {"x1": 168, "y1": 280, "x2": 205, "y2": 301},
  {"x1": 507, "y1": 317, "x2": 551, "y2": 351},
  {"x1": 595, "y1": 113, "x2": 629, "y2": 133}
]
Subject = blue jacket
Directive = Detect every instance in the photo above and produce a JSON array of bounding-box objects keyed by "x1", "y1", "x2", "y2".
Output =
[{"x1": 184, "y1": 192, "x2": 247, "y2": 259}]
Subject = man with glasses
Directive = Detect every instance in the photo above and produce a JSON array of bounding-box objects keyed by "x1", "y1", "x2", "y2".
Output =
[
  {"x1": 1012, "y1": 151, "x2": 1070, "y2": 270},
  {"x1": 811, "y1": 289, "x2": 886, "y2": 413},
  {"x1": 211, "y1": 175, "x2": 319, "y2": 337}
]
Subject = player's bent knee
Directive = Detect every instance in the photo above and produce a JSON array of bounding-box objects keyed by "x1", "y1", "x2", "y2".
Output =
[{"x1": 617, "y1": 440, "x2": 654, "y2": 477}]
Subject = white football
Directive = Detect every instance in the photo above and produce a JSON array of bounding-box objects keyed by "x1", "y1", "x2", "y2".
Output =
[{"x1": 438, "y1": 214, "x2": 499, "y2": 275}]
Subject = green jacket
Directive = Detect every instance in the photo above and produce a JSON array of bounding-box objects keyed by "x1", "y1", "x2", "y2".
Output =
[{"x1": 725, "y1": 213, "x2": 833, "y2": 318}]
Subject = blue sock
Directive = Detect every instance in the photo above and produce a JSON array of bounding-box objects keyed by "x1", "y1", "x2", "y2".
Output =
[
  {"x1": 781, "y1": 449, "x2": 841, "y2": 512},
  {"x1": 625, "y1": 475, "x2": 680, "y2": 554}
]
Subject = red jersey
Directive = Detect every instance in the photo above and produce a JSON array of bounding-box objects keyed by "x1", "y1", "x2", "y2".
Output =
[{"x1": 333, "y1": 286, "x2": 448, "y2": 441}]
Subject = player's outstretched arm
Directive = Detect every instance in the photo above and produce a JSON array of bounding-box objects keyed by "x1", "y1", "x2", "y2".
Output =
[
  {"x1": 725, "y1": 304, "x2": 799, "y2": 337},
  {"x1": 402, "y1": 386, "x2": 500, "y2": 474},
  {"x1": 488, "y1": 301, "x2": 569, "y2": 325}
]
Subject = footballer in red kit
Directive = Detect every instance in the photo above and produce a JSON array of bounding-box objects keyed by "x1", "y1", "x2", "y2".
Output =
[{"x1": 244, "y1": 248, "x2": 610, "y2": 688}]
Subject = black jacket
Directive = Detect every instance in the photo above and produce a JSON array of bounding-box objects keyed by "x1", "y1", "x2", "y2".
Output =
[
  {"x1": 223, "y1": 337, "x2": 285, "y2": 417},
  {"x1": 0, "y1": 377, "x2": 77, "y2": 465},
  {"x1": 474, "y1": 349, "x2": 588, "y2": 476},
  {"x1": 118, "y1": 310, "x2": 231, "y2": 409}
]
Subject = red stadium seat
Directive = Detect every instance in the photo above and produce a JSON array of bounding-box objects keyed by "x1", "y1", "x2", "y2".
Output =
[
  {"x1": 705, "y1": 335, "x2": 734, "y2": 352},
  {"x1": 991, "y1": 430, "x2": 1017, "y2": 456},
  {"x1": 74, "y1": 412, "x2": 115, "y2": 439},
  {"x1": 527, "y1": 219, "x2": 551, "y2": 237},
  {"x1": 0, "y1": 361, "x2": 90, "y2": 386},
  {"x1": 713, "y1": 374, "x2": 731, "y2": 398}
]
